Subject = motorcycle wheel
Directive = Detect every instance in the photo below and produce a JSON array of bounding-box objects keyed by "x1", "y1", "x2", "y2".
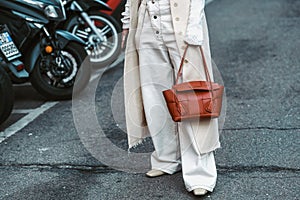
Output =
[
  {"x1": 30, "y1": 42, "x2": 90, "y2": 100},
  {"x1": 66, "y1": 12, "x2": 121, "y2": 66},
  {"x1": 0, "y1": 67, "x2": 14, "y2": 125}
]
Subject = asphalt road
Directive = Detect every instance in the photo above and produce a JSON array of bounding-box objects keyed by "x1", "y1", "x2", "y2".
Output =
[{"x1": 0, "y1": 0, "x2": 299, "y2": 199}]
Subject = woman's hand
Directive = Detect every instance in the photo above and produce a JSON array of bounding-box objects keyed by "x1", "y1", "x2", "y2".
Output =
[{"x1": 122, "y1": 29, "x2": 129, "y2": 49}]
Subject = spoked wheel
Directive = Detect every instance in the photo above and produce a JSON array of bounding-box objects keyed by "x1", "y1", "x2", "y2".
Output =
[
  {"x1": 30, "y1": 42, "x2": 90, "y2": 100},
  {"x1": 0, "y1": 67, "x2": 14, "y2": 125},
  {"x1": 69, "y1": 12, "x2": 121, "y2": 66}
]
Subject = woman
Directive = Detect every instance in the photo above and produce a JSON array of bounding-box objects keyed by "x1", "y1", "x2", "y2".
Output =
[{"x1": 121, "y1": 0, "x2": 220, "y2": 196}]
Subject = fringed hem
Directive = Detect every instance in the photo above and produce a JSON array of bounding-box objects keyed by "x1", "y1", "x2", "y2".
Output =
[{"x1": 127, "y1": 138, "x2": 148, "y2": 153}]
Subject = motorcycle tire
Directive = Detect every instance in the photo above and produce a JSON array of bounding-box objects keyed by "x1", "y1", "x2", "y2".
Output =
[
  {"x1": 10, "y1": 75, "x2": 28, "y2": 84},
  {"x1": 0, "y1": 67, "x2": 14, "y2": 125},
  {"x1": 65, "y1": 11, "x2": 122, "y2": 67},
  {"x1": 30, "y1": 42, "x2": 90, "y2": 100}
]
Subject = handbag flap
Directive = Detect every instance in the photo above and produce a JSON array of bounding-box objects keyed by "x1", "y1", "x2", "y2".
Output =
[{"x1": 172, "y1": 81, "x2": 223, "y2": 92}]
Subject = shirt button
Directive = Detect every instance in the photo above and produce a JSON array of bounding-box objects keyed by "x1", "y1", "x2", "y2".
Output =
[
  {"x1": 174, "y1": 3, "x2": 178, "y2": 7},
  {"x1": 184, "y1": 59, "x2": 189, "y2": 63},
  {"x1": 152, "y1": 0, "x2": 155, "y2": 3},
  {"x1": 175, "y1": 17, "x2": 180, "y2": 21},
  {"x1": 156, "y1": 31, "x2": 160, "y2": 34},
  {"x1": 153, "y1": 15, "x2": 157, "y2": 19}
]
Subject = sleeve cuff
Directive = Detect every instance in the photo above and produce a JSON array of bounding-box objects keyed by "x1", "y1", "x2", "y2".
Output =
[
  {"x1": 184, "y1": 26, "x2": 204, "y2": 46},
  {"x1": 122, "y1": 23, "x2": 130, "y2": 30}
]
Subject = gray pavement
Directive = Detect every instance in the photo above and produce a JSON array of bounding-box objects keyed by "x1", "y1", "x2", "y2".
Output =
[{"x1": 0, "y1": 0, "x2": 299, "y2": 199}]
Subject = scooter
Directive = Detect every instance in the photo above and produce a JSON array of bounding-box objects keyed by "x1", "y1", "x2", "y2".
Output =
[
  {"x1": 60, "y1": 0, "x2": 121, "y2": 66},
  {"x1": 0, "y1": 0, "x2": 90, "y2": 100}
]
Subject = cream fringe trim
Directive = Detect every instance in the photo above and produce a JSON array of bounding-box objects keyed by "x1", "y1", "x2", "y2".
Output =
[{"x1": 127, "y1": 138, "x2": 148, "y2": 152}]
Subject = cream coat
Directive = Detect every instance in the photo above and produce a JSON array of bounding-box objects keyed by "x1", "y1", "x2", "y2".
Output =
[{"x1": 124, "y1": 0, "x2": 220, "y2": 153}]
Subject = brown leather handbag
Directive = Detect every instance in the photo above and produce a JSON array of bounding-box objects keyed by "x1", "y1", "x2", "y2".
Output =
[{"x1": 162, "y1": 46, "x2": 224, "y2": 122}]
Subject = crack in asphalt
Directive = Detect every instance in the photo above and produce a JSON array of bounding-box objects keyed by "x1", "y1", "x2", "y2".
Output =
[
  {"x1": 0, "y1": 163, "x2": 116, "y2": 173},
  {"x1": 217, "y1": 165, "x2": 300, "y2": 174},
  {"x1": 222, "y1": 127, "x2": 300, "y2": 131},
  {"x1": 0, "y1": 163, "x2": 299, "y2": 174}
]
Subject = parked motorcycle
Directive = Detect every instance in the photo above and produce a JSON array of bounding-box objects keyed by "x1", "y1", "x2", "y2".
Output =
[
  {"x1": 0, "y1": 0, "x2": 90, "y2": 100},
  {"x1": 0, "y1": 66, "x2": 13, "y2": 125},
  {"x1": 0, "y1": 24, "x2": 29, "y2": 124},
  {"x1": 60, "y1": 0, "x2": 122, "y2": 66}
]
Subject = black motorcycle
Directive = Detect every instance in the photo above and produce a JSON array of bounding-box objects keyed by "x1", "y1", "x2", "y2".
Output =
[
  {"x1": 0, "y1": 0, "x2": 90, "y2": 100},
  {"x1": 0, "y1": 24, "x2": 29, "y2": 124},
  {"x1": 0, "y1": 66, "x2": 14, "y2": 125},
  {"x1": 60, "y1": 0, "x2": 121, "y2": 66}
]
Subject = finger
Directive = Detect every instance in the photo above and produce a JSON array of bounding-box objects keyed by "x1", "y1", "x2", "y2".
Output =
[
  {"x1": 121, "y1": 31, "x2": 128, "y2": 49},
  {"x1": 121, "y1": 36, "x2": 126, "y2": 49}
]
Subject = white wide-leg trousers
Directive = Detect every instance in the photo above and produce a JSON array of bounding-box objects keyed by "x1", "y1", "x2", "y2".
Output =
[{"x1": 136, "y1": 0, "x2": 217, "y2": 192}]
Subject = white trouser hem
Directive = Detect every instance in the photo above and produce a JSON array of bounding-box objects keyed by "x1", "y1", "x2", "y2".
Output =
[
  {"x1": 186, "y1": 185, "x2": 214, "y2": 193},
  {"x1": 151, "y1": 167, "x2": 180, "y2": 175}
]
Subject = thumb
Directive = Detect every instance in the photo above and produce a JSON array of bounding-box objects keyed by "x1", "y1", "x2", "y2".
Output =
[{"x1": 121, "y1": 29, "x2": 129, "y2": 49}]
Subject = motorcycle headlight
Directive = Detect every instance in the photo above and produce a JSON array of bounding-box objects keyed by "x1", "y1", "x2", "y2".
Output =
[{"x1": 44, "y1": 5, "x2": 59, "y2": 18}]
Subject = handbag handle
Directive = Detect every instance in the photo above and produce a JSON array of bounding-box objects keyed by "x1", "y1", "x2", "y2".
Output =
[{"x1": 175, "y1": 45, "x2": 212, "y2": 86}]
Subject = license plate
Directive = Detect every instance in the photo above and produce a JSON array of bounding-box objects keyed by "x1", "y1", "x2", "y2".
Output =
[{"x1": 0, "y1": 31, "x2": 21, "y2": 61}]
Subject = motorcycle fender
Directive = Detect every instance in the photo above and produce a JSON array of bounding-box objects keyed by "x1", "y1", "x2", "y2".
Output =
[
  {"x1": 6, "y1": 60, "x2": 29, "y2": 78},
  {"x1": 56, "y1": 30, "x2": 86, "y2": 48},
  {"x1": 78, "y1": 0, "x2": 112, "y2": 11},
  {"x1": 91, "y1": 0, "x2": 112, "y2": 11},
  {"x1": 0, "y1": 57, "x2": 28, "y2": 78}
]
